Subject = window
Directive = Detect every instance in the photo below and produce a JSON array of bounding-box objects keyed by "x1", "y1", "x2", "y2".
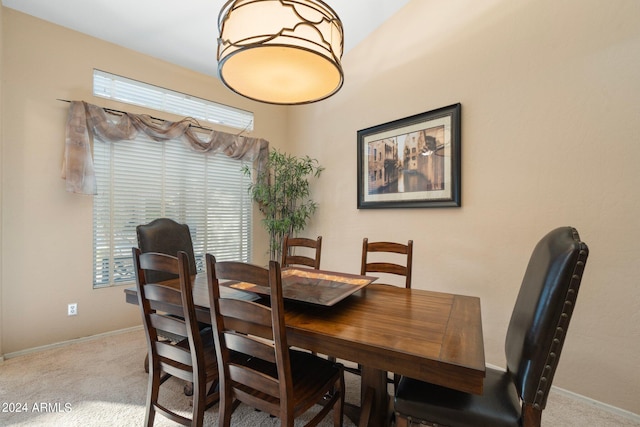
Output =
[
  {"x1": 93, "y1": 69, "x2": 254, "y2": 131},
  {"x1": 92, "y1": 132, "x2": 253, "y2": 288}
]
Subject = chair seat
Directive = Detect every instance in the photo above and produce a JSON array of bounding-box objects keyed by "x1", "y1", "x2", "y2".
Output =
[
  {"x1": 395, "y1": 367, "x2": 521, "y2": 427},
  {"x1": 235, "y1": 349, "x2": 343, "y2": 413}
]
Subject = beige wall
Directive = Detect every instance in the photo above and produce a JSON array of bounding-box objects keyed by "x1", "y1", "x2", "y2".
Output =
[
  {"x1": 0, "y1": 9, "x2": 283, "y2": 354},
  {"x1": 1, "y1": 0, "x2": 639, "y2": 417},
  {"x1": 289, "y1": 0, "x2": 640, "y2": 415}
]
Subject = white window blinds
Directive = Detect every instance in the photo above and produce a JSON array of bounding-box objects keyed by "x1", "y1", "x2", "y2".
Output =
[{"x1": 92, "y1": 133, "x2": 252, "y2": 288}]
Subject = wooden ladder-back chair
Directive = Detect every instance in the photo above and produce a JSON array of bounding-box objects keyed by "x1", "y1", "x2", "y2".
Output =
[
  {"x1": 394, "y1": 226, "x2": 589, "y2": 427},
  {"x1": 206, "y1": 255, "x2": 345, "y2": 427},
  {"x1": 350, "y1": 238, "x2": 414, "y2": 388},
  {"x1": 361, "y1": 238, "x2": 413, "y2": 289},
  {"x1": 282, "y1": 235, "x2": 323, "y2": 270},
  {"x1": 132, "y1": 248, "x2": 220, "y2": 427}
]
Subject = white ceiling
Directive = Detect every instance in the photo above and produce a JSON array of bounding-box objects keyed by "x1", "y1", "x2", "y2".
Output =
[{"x1": 2, "y1": 0, "x2": 410, "y2": 77}]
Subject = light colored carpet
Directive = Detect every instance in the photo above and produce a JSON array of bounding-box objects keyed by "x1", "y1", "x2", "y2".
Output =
[{"x1": 0, "y1": 329, "x2": 638, "y2": 426}]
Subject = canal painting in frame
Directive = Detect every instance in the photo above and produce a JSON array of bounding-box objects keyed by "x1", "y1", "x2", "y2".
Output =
[{"x1": 357, "y1": 103, "x2": 461, "y2": 209}]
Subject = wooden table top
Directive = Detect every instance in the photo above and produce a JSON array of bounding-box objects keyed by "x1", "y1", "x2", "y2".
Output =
[
  {"x1": 283, "y1": 283, "x2": 485, "y2": 395},
  {"x1": 125, "y1": 271, "x2": 485, "y2": 395}
]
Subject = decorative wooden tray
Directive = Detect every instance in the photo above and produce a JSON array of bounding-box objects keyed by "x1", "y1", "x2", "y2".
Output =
[{"x1": 226, "y1": 267, "x2": 377, "y2": 306}]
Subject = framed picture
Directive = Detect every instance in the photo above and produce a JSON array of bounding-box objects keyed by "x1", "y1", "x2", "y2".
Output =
[{"x1": 357, "y1": 103, "x2": 461, "y2": 209}]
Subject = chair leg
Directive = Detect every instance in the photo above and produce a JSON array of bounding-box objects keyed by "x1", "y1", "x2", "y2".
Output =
[
  {"x1": 393, "y1": 413, "x2": 410, "y2": 427},
  {"x1": 145, "y1": 366, "x2": 160, "y2": 427},
  {"x1": 333, "y1": 374, "x2": 345, "y2": 427},
  {"x1": 218, "y1": 395, "x2": 234, "y2": 427},
  {"x1": 184, "y1": 382, "x2": 193, "y2": 396},
  {"x1": 191, "y1": 378, "x2": 207, "y2": 427},
  {"x1": 522, "y1": 403, "x2": 542, "y2": 427}
]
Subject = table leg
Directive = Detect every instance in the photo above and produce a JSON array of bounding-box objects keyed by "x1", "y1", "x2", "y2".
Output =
[
  {"x1": 360, "y1": 365, "x2": 390, "y2": 427},
  {"x1": 358, "y1": 386, "x2": 374, "y2": 427}
]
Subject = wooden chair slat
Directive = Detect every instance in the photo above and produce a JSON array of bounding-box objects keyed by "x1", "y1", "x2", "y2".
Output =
[
  {"x1": 155, "y1": 341, "x2": 193, "y2": 367},
  {"x1": 149, "y1": 313, "x2": 188, "y2": 337},
  {"x1": 229, "y1": 363, "x2": 280, "y2": 397},
  {"x1": 365, "y1": 262, "x2": 407, "y2": 276},
  {"x1": 224, "y1": 331, "x2": 276, "y2": 363},
  {"x1": 219, "y1": 298, "x2": 272, "y2": 327},
  {"x1": 159, "y1": 361, "x2": 194, "y2": 383},
  {"x1": 366, "y1": 241, "x2": 410, "y2": 254}
]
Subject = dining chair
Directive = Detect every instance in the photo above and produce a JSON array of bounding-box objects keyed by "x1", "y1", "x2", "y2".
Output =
[
  {"x1": 361, "y1": 238, "x2": 413, "y2": 289},
  {"x1": 394, "y1": 226, "x2": 589, "y2": 427},
  {"x1": 351, "y1": 238, "x2": 414, "y2": 388},
  {"x1": 136, "y1": 218, "x2": 198, "y2": 283},
  {"x1": 132, "y1": 248, "x2": 220, "y2": 427},
  {"x1": 136, "y1": 218, "x2": 202, "y2": 375},
  {"x1": 206, "y1": 255, "x2": 345, "y2": 427},
  {"x1": 281, "y1": 235, "x2": 323, "y2": 269}
]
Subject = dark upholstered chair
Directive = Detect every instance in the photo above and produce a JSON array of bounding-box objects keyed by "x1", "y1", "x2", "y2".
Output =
[
  {"x1": 132, "y1": 248, "x2": 219, "y2": 427},
  {"x1": 206, "y1": 255, "x2": 345, "y2": 427},
  {"x1": 394, "y1": 226, "x2": 589, "y2": 427},
  {"x1": 281, "y1": 235, "x2": 322, "y2": 269},
  {"x1": 361, "y1": 238, "x2": 413, "y2": 289},
  {"x1": 136, "y1": 218, "x2": 197, "y2": 283},
  {"x1": 136, "y1": 218, "x2": 200, "y2": 373}
]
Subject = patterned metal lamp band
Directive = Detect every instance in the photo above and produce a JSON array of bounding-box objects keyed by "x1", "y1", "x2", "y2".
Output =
[{"x1": 217, "y1": 0, "x2": 344, "y2": 105}]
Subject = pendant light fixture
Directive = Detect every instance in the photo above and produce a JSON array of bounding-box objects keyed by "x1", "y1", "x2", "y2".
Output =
[{"x1": 217, "y1": 0, "x2": 344, "y2": 105}]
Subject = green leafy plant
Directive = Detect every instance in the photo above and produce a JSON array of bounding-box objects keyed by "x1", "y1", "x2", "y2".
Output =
[{"x1": 242, "y1": 149, "x2": 324, "y2": 262}]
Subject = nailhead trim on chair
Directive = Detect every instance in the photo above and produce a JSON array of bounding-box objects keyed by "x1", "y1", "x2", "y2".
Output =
[{"x1": 532, "y1": 234, "x2": 588, "y2": 410}]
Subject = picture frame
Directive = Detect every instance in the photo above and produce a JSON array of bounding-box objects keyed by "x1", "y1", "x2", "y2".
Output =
[{"x1": 357, "y1": 103, "x2": 461, "y2": 209}]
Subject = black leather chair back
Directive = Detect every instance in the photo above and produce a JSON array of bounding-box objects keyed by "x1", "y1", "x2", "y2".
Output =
[
  {"x1": 136, "y1": 218, "x2": 197, "y2": 283},
  {"x1": 505, "y1": 226, "x2": 589, "y2": 410}
]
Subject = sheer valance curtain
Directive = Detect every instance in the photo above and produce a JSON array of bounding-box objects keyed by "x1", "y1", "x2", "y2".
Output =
[{"x1": 61, "y1": 101, "x2": 269, "y2": 195}]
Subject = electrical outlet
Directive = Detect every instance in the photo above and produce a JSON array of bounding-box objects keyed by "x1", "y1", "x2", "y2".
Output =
[{"x1": 68, "y1": 303, "x2": 78, "y2": 316}]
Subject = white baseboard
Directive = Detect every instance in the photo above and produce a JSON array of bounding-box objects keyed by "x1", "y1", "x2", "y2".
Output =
[
  {"x1": 551, "y1": 385, "x2": 640, "y2": 423},
  {"x1": 486, "y1": 363, "x2": 640, "y2": 422},
  {"x1": 1, "y1": 325, "x2": 143, "y2": 360}
]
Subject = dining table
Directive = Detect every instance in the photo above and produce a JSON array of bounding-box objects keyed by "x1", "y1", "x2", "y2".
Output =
[{"x1": 124, "y1": 267, "x2": 485, "y2": 427}]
